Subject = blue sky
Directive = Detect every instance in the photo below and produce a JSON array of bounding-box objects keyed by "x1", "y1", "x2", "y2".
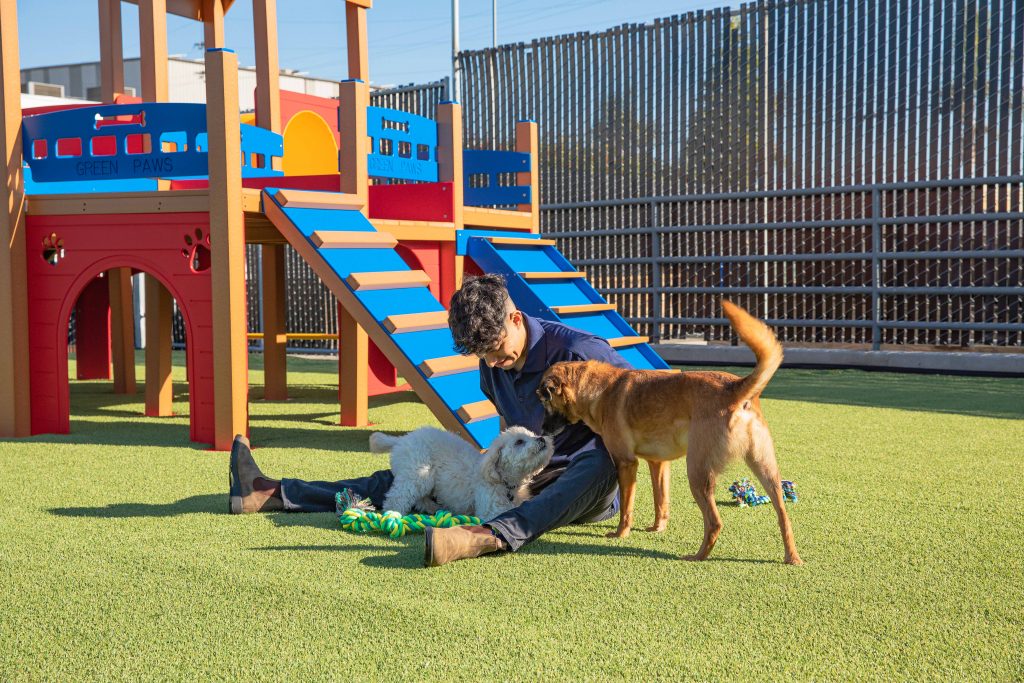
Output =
[{"x1": 17, "y1": 0, "x2": 722, "y2": 87}]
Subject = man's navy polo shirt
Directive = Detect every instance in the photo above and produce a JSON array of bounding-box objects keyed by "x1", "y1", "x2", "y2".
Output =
[{"x1": 478, "y1": 314, "x2": 633, "y2": 467}]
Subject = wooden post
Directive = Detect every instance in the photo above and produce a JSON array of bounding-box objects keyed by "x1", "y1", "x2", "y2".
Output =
[
  {"x1": 337, "y1": 78, "x2": 369, "y2": 422},
  {"x1": 138, "y1": 0, "x2": 169, "y2": 102},
  {"x1": 98, "y1": 0, "x2": 125, "y2": 102},
  {"x1": 437, "y1": 101, "x2": 464, "y2": 304},
  {"x1": 252, "y1": 0, "x2": 281, "y2": 133},
  {"x1": 261, "y1": 245, "x2": 287, "y2": 400},
  {"x1": 252, "y1": 0, "x2": 287, "y2": 400},
  {"x1": 337, "y1": 79, "x2": 369, "y2": 205},
  {"x1": 139, "y1": 0, "x2": 172, "y2": 411},
  {"x1": 108, "y1": 268, "x2": 137, "y2": 394},
  {"x1": 100, "y1": 0, "x2": 136, "y2": 394},
  {"x1": 515, "y1": 120, "x2": 540, "y2": 233},
  {"x1": 338, "y1": 303, "x2": 368, "y2": 426},
  {"x1": 345, "y1": 1, "x2": 370, "y2": 82},
  {"x1": 203, "y1": 0, "x2": 225, "y2": 49},
  {"x1": 144, "y1": 280, "x2": 173, "y2": 416},
  {"x1": 0, "y1": 0, "x2": 31, "y2": 436},
  {"x1": 206, "y1": 48, "x2": 249, "y2": 449}
]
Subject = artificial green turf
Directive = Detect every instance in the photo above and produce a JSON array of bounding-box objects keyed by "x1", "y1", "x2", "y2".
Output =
[{"x1": 1, "y1": 352, "x2": 1022, "y2": 681}]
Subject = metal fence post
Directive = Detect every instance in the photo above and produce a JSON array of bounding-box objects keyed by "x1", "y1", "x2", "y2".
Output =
[
  {"x1": 650, "y1": 200, "x2": 662, "y2": 343},
  {"x1": 871, "y1": 188, "x2": 881, "y2": 350}
]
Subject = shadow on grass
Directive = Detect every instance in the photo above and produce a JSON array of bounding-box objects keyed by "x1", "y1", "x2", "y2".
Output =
[
  {"x1": 49, "y1": 494, "x2": 224, "y2": 518},
  {"x1": 251, "y1": 539, "x2": 683, "y2": 568},
  {"x1": 694, "y1": 365, "x2": 1024, "y2": 420}
]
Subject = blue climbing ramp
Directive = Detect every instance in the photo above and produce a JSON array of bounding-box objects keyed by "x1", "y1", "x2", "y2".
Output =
[
  {"x1": 262, "y1": 189, "x2": 500, "y2": 449},
  {"x1": 461, "y1": 230, "x2": 670, "y2": 370}
]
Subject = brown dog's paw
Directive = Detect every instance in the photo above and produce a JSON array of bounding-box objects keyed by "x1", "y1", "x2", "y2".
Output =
[
  {"x1": 681, "y1": 553, "x2": 708, "y2": 561},
  {"x1": 785, "y1": 555, "x2": 804, "y2": 566},
  {"x1": 644, "y1": 522, "x2": 668, "y2": 533},
  {"x1": 605, "y1": 528, "x2": 631, "y2": 539}
]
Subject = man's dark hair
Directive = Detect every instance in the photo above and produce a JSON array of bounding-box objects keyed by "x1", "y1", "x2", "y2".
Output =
[{"x1": 448, "y1": 274, "x2": 510, "y2": 356}]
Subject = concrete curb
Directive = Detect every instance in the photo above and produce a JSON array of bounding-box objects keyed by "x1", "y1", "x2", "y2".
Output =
[{"x1": 651, "y1": 344, "x2": 1024, "y2": 377}]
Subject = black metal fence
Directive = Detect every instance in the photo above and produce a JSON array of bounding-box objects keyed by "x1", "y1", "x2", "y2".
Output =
[{"x1": 168, "y1": 0, "x2": 1024, "y2": 351}]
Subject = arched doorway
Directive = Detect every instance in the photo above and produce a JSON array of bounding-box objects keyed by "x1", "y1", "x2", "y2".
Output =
[{"x1": 26, "y1": 212, "x2": 219, "y2": 445}]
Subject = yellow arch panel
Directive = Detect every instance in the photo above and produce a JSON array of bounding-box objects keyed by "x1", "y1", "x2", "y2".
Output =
[{"x1": 282, "y1": 111, "x2": 339, "y2": 176}]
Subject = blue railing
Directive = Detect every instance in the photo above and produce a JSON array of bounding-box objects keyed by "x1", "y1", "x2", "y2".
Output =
[
  {"x1": 21, "y1": 103, "x2": 283, "y2": 184},
  {"x1": 463, "y1": 149, "x2": 531, "y2": 207},
  {"x1": 366, "y1": 106, "x2": 438, "y2": 182}
]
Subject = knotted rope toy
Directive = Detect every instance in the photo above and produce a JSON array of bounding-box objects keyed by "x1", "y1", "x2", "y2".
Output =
[
  {"x1": 335, "y1": 490, "x2": 481, "y2": 539},
  {"x1": 729, "y1": 478, "x2": 770, "y2": 507},
  {"x1": 728, "y1": 478, "x2": 799, "y2": 507}
]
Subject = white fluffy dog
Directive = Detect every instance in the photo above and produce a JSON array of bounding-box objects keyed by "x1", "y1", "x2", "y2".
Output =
[{"x1": 369, "y1": 425, "x2": 554, "y2": 521}]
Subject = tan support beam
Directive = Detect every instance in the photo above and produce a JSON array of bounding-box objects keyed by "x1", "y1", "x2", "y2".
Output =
[
  {"x1": 108, "y1": 268, "x2": 137, "y2": 394},
  {"x1": 0, "y1": 0, "x2": 31, "y2": 436},
  {"x1": 139, "y1": 0, "x2": 170, "y2": 102},
  {"x1": 338, "y1": 303, "x2": 368, "y2": 426},
  {"x1": 203, "y1": 0, "x2": 225, "y2": 48},
  {"x1": 98, "y1": 0, "x2": 126, "y2": 101},
  {"x1": 206, "y1": 48, "x2": 249, "y2": 449},
  {"x1": 144, "y1": 277, "x2": 173, "y2": 416},
  {"x1": 261, "y1": 244, "x2": 287, "y2": 400},
  {"x1": 515, "y1": 120, "x2": 540, "y2": 232},
  {"x1": 345, "y1": 2, "x2": 369, "y2": 82},
  {"x1": 338, "y1": 79, "x2": 369, "y2": 207},
  {"x1": 252, "y1": 0, "x2": 281, "y2": 132}
]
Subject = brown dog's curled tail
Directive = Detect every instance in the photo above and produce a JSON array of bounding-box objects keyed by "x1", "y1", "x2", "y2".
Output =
[{"x1": 723, "y1": 300, "x2": 783, "y2": 410}]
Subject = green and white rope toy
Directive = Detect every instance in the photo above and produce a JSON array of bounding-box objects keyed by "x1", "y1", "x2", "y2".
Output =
[{"x1": 335, "y1": 491, "x2": 481, "y2": 539}]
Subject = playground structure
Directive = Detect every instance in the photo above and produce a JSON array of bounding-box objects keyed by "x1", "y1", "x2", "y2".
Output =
[{"x1": 0, "y1": 0, "x2": 668, "y2": 451}]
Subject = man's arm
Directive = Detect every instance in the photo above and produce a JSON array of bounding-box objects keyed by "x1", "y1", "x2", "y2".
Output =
[
  {"x1": 479, "y1": 366, "x2": 507, "y2": 430},
  {"x1": 567, "y1": 336, "x2": 634, "y2": 370}
]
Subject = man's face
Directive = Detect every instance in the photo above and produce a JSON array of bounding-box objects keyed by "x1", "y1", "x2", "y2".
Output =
[{"x1": 477, "y1": 308, "x2": 528, "y2": 370}]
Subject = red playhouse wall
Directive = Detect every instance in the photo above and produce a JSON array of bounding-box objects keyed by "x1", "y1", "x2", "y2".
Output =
[
  {"x1": 74, "y1": 275, "x2": 112, "y2": 380},
  {"x1": 368, "y1": 182, "x2": 455, "y2": 223},
  {"x1": 26, "y1": 212, "x2": 222, "y2": 446}
]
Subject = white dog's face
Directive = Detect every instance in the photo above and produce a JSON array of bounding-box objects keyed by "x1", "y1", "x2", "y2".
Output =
[{"x1": 480, "y1": 426, "x2": 554, "y2": 485}]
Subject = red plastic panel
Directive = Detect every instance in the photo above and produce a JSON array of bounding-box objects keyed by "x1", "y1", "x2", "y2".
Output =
[{"x1": 368, "y1": 182, "x2": 455, "y2": 222}]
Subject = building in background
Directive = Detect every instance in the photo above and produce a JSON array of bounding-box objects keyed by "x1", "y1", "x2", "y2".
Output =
[{"x1": 22, "y1": 56, "x2": 341, "y2": 109}]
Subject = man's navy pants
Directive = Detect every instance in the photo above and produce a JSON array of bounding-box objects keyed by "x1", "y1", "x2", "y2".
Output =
[{"x1": 280, "y1": 447, "x2": 619, "y2": 551}]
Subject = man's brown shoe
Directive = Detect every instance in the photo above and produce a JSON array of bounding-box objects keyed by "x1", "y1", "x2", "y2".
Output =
[
  {"x1": 228, "y1": 434, "x2": 284, "y2": 514},
  {"x1": 423, "y1": 525, "x2": 504, "y2": 567}
]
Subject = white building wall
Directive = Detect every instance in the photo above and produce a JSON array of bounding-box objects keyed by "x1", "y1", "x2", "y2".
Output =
[{"x1": 23, "y1": 57, "x2": 341, "y2": 109}]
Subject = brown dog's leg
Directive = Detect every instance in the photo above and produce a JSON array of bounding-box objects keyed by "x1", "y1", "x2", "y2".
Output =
[
  {"x1": 645, "y1": 460, "x2": 670, "y2": 532},
  {"x1": 683, "y1": 457, "x2": 722, "y2": 561},
  {"x1": 746, "y1": 438, "x2": 803, "y2": 565},
  {"x1": 607, "y1": 459, "x2": 639, "y2": 539}
]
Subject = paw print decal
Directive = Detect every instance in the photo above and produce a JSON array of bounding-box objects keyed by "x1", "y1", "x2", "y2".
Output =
[
  {"x1": 181, "y1": 228, "x2": 210, "y2": 273},
  {"x1": 42, "y1": 232, "x2": 65, "y2": 266}
]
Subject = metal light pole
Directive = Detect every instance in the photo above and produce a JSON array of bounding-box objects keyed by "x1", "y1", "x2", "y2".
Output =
[
  {"x1": 451, "y1": 0, "x2": 460, "y2": 101},
  {"x1": 492, "y1": 0, "x2": 497, "y2": 47}
]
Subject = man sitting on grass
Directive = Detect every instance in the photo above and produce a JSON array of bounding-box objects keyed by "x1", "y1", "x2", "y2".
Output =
[{"x1": 229, "y1": 274, "x2": 632, "y2": 566}]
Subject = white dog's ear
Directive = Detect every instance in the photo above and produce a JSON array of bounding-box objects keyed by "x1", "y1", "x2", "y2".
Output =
[{"x1": 479, "y1": 449, "x2": 503, "y2": 485}]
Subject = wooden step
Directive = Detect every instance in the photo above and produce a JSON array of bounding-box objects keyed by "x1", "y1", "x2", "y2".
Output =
[
  {"x1": 273, "y1": 189, "x2": 365, "y2": 210},
  {"x1": 551, "y1": 303, "x2": 616, "y2": 315},
  {"x1": 346, "y1": 270, "x2": 431, "y2": 291},
  {"x1": 312, "y1": 231, "x2": 397, "y2": 249},
  {"x1": 383, "y1": 310, "x2": 450, "y2": 334},
  {"x1": 519, "y1": 271, "x2": 587, "y2": 281},
  {"x1": 457, "y1": 399, "x2": 499, "y2": 424},
  {"x1": 419, "y1": 354, "x2": 480, "y2": 378},
  {"x1": 607, "y1": 336, "x2": 650, "y2": 348},
  {"x1": 486, "y1": 236, "x2": 556, "y2": 247}
]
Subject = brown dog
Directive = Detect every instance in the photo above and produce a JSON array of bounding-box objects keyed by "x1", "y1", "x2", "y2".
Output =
[{"x1": 538, "y1": 301, "x2": 802, "y2": 565}]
